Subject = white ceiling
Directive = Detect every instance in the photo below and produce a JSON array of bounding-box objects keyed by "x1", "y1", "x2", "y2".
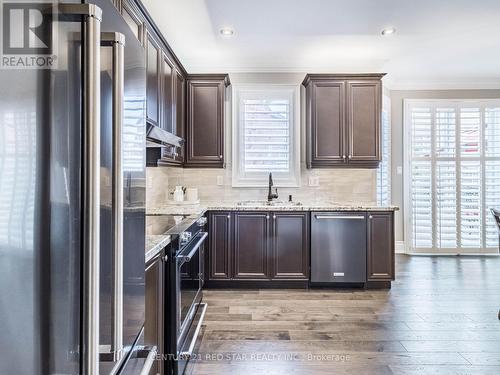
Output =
[{"x1": 142, "y1": 0, "x2": 500, "y2": 88}]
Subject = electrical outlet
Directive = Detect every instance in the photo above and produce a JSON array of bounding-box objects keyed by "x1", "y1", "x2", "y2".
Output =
[
  {"x1": 216, "y1": 176, "x2": 224, "y2": 186},
  {"x1": 147, "y1": 176, "x2": 153, "y2": 189},
  {"x1": 397, "y1": 166, "x2": 403, "y2": 175},
  {"x1": 308, "y1": 176, "x2": 320, "y2": 187}
]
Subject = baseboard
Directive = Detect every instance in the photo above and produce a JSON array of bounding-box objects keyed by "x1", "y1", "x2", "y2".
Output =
[{"x1": 395, "y1": 241, "x2": 406, "y2": 254}]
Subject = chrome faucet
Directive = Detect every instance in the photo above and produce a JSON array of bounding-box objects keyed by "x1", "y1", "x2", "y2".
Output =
[{"x1": 267, "y1": 173, "x2": 279, "y2": 202}]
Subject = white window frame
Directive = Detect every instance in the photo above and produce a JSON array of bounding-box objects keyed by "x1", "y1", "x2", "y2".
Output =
[
  {"x1": 232, "y1": 84, "x2": 301, "y2": 187},
  {"x1": 403, "y1": 98, "x2": 500, "y2": 254}
]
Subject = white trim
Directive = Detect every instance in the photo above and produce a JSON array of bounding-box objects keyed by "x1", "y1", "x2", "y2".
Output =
[
  {"x1": 395, "y1": 241, "x2": 406, "y2": 254},
  {"x1": 231, "y1": 84, "x2": 301, "y2": 188},
  {"x1": 403, "y1": 99, "x2": 413, "y2": 253},
  {"x1": 383, "y1": 78, "x2": 500, "y2": 91}
]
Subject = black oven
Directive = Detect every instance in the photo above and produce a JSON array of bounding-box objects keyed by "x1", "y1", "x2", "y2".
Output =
[
  {"x1": 177, "y1": 231, "x2": 207, "y2": 345},
  {"x1": 166, "y1": 216, "x2": 208, "y2": 375}
]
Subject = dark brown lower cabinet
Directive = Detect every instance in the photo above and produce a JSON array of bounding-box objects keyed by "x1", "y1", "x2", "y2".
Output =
[
  {"x1": 207, "y1": 211, "x2": 309, "y2": 284},
  {"x1": 208, "y1": 212, "x2": 232, "y2": 280},
  {"x1": 272, "y1": 212, "x2": 309, "y2": 280},
  {"x1": 233, "y1": 212, "x2": 270, "y2": 279},
  {"x1": 367, "y1": 212, "x2": 395, "y2": 281},
  {"x1": 145, "y1": 252, "x2": 164, "y2": 375},
  {"x1": 207, "y1": 210, "x2": 394, "y2": 287}
]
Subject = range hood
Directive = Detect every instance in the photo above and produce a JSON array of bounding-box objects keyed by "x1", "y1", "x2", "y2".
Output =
[{"x1": 146, "y1": 122, "x2": 184, "y2": 148}]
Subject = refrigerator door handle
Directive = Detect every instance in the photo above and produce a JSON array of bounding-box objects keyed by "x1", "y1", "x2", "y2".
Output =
[
  {"x1": 101, "y1": 32, "x2": 126, "y2": 362},
  {"x1": 58, "y1": 4, "x2": 102, "y2": 375}
]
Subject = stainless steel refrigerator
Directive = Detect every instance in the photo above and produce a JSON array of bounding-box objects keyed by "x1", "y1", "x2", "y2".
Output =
[{"x1": 0, "y1": 0, "x2": 152, "y2": 373}]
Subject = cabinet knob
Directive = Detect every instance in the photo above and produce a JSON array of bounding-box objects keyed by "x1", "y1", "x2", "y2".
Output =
[
  {"x1": 227, "y1": 214, "x2": 230, "y2": 219},
  {"x1": 342, "y1": 154, "x2": 346, "y2": 159},
  {"x1": 369, "y1": 215, "x2": 373, "y2": 219},
  {"x1": 266, "y1": 215, "x2": 270, "y2": 220},
  {"x1": 348, "y1": 154, "x2": 352, "y2": 159},
  {"x1": 219, "y1": 154, "x2": 223, "y2": 159},
  {"x1": 273, "y1": 215, "x2": 277, "y2": 220}
]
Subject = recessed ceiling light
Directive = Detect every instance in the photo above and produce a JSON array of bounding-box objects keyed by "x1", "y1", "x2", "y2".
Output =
[
  {"x1": 381, "y1": 27, "x2": 396, "y2": 36},
  {"x1": 220, "y1": 27, "x2": 235, "y2": 37}
]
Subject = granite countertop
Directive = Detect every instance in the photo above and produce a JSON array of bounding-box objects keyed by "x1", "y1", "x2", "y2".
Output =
[
  {"x1": 145, "y1": 201, "x2": 397, "y2": 264},
  {"x1": 147, "y1": 201, "x2": 398, "y2": 216},
  {"x1": 145, "y1": 234, "x2": 171, "y2": 264}
]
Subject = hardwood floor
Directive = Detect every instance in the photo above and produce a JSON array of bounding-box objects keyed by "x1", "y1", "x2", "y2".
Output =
[{"x1": 188, "y1": 255, "x2": 500, "y2": 374}]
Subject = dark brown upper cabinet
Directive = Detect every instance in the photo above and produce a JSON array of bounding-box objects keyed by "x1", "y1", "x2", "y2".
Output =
[
  {"x1": 347, "y1": 80, "x2": 382, "y2": 164},
  {"x1": 173, "y1": 70, "x2": 185, "y2": 163},
  {"x1": 146, "y1": 32, "x2": 161, "y2": 126},
  {"x1": 303, "y1": 74, "x2": 385, "y2": 168},
  {"x1": 161, "y1": 53, "x2": 174, "y2": 133},
  {"x1": 271, "y1": 212, "x2": 309, "y2": 280},
  {"x1": 185, "y1": 74, "x2": 230, "y2": 168},
  {"x1": 233, "y1": 212, "x2": 270, "y2": 279},
  {"x1": 367, "y1": 211, "x2": 395, "y2": 281}
]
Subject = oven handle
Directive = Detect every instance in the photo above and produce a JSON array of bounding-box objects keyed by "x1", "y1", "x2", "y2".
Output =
[
  {"x1": 178, "y1": 232, "x2": 208, "y2": 263},
  {"x1": 179, "y1": 303, "x2": 208, "y2": 359}
]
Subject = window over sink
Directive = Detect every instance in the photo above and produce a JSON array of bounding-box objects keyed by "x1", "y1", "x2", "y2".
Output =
[{"x1": 232, "y1": 85, "x2": 300, "y2": 187}]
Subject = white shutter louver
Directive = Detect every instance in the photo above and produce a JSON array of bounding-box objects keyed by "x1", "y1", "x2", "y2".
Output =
[
  {"x1": 436, "y1": 161, "x2": 457, "y2": 248},
  {"x1": 406, "y1": 100, "x2": 500, "y2": 253},
  {"x1": 377, "y1": 104, "x2": 391, "y2": 206},
  {"x1": 243, "y1": 99, "x2": 290, "y2": 173},
  {"x1": 232, "y1": 86, "x2": 299, "y2": 187}
]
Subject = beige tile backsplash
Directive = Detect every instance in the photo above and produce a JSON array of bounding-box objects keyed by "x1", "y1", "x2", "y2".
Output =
[{"x1": 146, "y1": 165, "x2": 377, "y2": 209}]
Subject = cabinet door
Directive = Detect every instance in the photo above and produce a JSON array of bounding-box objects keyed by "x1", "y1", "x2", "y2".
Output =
[
  {"x1": 121, "y1": 0, "x2": 144, "y2": 44},
  {"x1": 233, "y1": 212, "x2": 270, "y2": 279},
  {"x1": 161, "y1": 54, "x2": 174, "y2": 133},
  {"x1": 309, "y1": 80, "x2": 346, "y2": 166},
  {"x1": 208, "y1": 212, "x2": 232, "y2": 280},
  {"x1": 367, "y1": 212, "x2": 394, "y2": 281},
  {"x1": 174, "y1": 71, "x2": 185, "y2": 162},
  {"x1": 185, "y1": 79, "x2": 225, "y2": 167},
  {"x1": 346, "y1": 80, "x2": 381, "y2": 164},
  {"x1": 271, "y1": 212, "x2": 309, "y2": 280},
  {"x1": 145, "y1": 255, "x2": 163, "y2": 375},
  {"x1": 146, "y1": 33, "x2": 160, "y2": 126}
]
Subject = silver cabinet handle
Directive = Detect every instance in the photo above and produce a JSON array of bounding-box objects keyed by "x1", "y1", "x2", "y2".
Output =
[
  {"x1": 315, "y1": 215, "x2": 365, "y2": 220},
  {"x1": 139, "y1": 346, "x2": 158, "y2": 375},
  {"x1": 179, "y1": 303, "x2": 208, "y2": 359},
  {"x1": 58, "y1": 4, "x2": 102, "y2": 374},
  {"x1": 101, "y1": 32, "x2": 126, "y2": 362},
  {"x1": 178, "y1": 232, "x2": 208, "y2": 263}
]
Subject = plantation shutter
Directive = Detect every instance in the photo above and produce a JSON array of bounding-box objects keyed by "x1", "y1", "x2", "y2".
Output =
[{"x1": 407, "y1": 100, "x2": 500, "y2": 253}]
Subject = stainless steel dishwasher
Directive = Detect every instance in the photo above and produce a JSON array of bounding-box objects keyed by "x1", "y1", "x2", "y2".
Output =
[{"x1": 311, "y1": 212, "x2": 367, "y2": 284}]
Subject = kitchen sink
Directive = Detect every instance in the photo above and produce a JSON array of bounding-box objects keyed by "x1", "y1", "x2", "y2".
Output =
[{"x1": 236, "y1": 200, "x2": 303, "y2": 207}]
